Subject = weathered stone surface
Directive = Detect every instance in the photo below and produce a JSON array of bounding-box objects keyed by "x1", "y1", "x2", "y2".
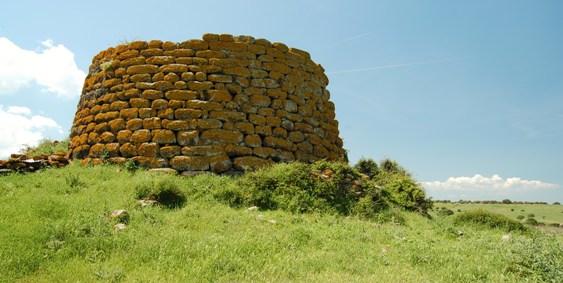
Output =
[
  {"x1": 201, "y1": 129, "x2": 243, "y2": 144},
  {"x1": 170, "y1": 156, "x2": 210, "y2": 171},
  {"x1": 159, "y1": 146, "x2": 181, "y2": 158},
  {"x1": 127, "y1": 64, "x2": 159, "y2": 75},
  {"x1": 181, "y1": 145, "x2": 224, "y2": 156},
  {"x1": 176, "y1": 131, "x2": 198, "y2": 146},
  {"x1": 152, "y1": 129, "x2": 176, "y2": 144},
  {"x1": 131, "y1": 129, "x2": 151, "y2": 143},
  {"x1": 138, "y1": 142, "x2": 159, "y2": 157},
  {"x1": 244, "y1": 134, "x2": 262, "y2": 147}
]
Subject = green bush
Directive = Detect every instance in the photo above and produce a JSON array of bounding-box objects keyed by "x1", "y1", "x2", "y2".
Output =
[
  {"x1": 527, "y1": 213, "x2": 535, "y2": 218},
  {"x1": 217, "y1": 161, "x2": 366, "y2": 215},
  {"x1": 379, "y1": 159, "x2": 408, "y2": 175},
  {"x1": 524, "y1": 218, "x2": 538, "y2": 226},
  {"x1": 437, "y1": 207, "x2": 454, "y2": 216},
  {"x1": 453, "y1": 210, "x2": 527, "y2": 232},
  {"x1": 135, "y1": 178, "x2": 186, "y2": 209},
  {"x1": 516, "y1": 215, "x2": 525, "y2": 220},
  {"x1": 214, "y1": 160, "x2": 431, "y2": 220},
  {"x1": 354, "y1": 158, "x2": 379, "y2": 178},
  {"x1": 374, "y1": 172, "x2": 432, "y2": 213}
]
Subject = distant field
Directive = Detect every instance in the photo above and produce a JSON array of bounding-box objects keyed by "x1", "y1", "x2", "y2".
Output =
[{"x1": 435, "y1": 202, "x2": 563, "y2": 226}]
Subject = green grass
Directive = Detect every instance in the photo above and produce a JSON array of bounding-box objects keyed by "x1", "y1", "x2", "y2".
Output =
[
  {"x1": 19, "y1": 139, "x2": 69, "y2": 157},
  {"x1": 1, "y1": 164, "x2": 562, "y2": 282},
  {"x1": 436, "y1": 202, "x2": 563, "y2": 226}
]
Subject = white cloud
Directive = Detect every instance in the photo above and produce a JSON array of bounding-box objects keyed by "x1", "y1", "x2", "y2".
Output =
[
  {"x1": 0, "y1": 37, "x2": 86, "y2": 98},
  {"x1": 0, "y1": 105, "x2": 63, "y2": 158},
  {"x1": 423, "y1": 174, "x2": 559, "y2": 192},
  {"x1": 7, "y1": 105, "x2": 32, "y2": 115}
]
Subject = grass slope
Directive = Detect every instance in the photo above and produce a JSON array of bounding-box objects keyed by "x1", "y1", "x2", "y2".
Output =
[{"x1": 1, "y1": 164, "x2": 561, "y2": 282}]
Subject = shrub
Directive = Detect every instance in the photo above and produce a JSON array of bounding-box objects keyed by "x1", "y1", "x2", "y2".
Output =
[
  {"x1": 502, "y1": 199, "x2": 512, "y2": 204},
  {"x1": 437, "y1": 207, "x2": 454, "y2": 216},
  {"x1": 135, "y1": 178, "x2": 186, "y2": 209},
  {"x1": 354, "y1": 158, "x2": 379, "y2": 178},
  {"x1": 379, "y1": 159, "x2": 408, "y2": 175},
  {"x1": 524, "y1": 218, "x2": 538, "y2": 226},
  {"x1": 226, "y1": 161, "x2": 369, "y2": 215},
  {"x1": 214, "y1": 160, "x2": 431, "y2": 219},
  {"x1": 453, "y1": 210, "x2": 527, "y2": 232},
  {"x1": 553, "y1": 202, "x2": 560, "y2": 205},
  {"x1": 527, "y1": 213, "x2": 535, "y2": 218},
  {"x1": 124, "y1": 159, "x2": 140, "y2": 172},
  {"x1": 516, "y1": 215, "x2": 525, "y2": 220},
  {"x1": 375, "y1": 172, "x2": 432, "y2": 213}
]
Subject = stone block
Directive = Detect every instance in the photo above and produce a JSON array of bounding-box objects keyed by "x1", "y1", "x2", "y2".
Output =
[
  {"x1": 201, "y1": 129, "x2": 243, "y2": 144},
  {"x1": 131, "y1": 129, "x2": 151, "y2": 143},
  {"x1": 170, "y1": 156, "x2": 210, "y2": 171},
  {"x1": 126, "y1": 64, "x2": 159, "y2": 75},
  {"x1": 152, "y1": 129, "x2": 176, "y2": 144},
  {"x1": 138, "y1": 142, "x2": 159, "y2": 157},
  {"x1": 177, "y1": 130, "x2": 199, "y2": 146}
]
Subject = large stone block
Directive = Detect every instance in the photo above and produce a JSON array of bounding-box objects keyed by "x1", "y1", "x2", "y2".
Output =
[
  {"x1": 201, "y1": 129, "x2": 243, "y2": 144},
  {"x1": 170, "y1": 156, "x2": 210, "y2": 171}
]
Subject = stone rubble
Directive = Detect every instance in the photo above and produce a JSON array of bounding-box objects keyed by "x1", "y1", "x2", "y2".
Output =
[{"x1": 0, "y1": 153, "x2": 69, "y2": 174}]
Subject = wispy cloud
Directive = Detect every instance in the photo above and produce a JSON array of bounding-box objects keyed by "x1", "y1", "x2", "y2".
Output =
[
  {"x1": 328, "y1": 32, "x2": 372, "y2": 47},
  {"x1": 327, "y1": 59, "x2": 452, "y2": 75}
]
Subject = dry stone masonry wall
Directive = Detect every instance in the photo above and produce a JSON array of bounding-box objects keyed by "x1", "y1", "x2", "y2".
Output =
[{"x1": 69, "y1": 34, "x2": 345, "y2": 173}]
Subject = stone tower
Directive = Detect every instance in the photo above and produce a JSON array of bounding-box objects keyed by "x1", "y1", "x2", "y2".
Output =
[{"x1": 69, "y1": 34, "x2": 345, "y2": 173}]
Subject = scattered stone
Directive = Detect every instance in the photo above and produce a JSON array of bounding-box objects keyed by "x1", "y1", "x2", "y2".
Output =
[
  {"x1": 113, "y1": 223, "x2": 127, "y2": 231},
  {"x1": 148, "y1": 168, "x2": 178, "y2": 175},
  {"x1": 501, "y1": 234, "x2": 511, "y2": 241},
  {"x1": 247, "y1": 206, "x2": 259, "y2": 211},
  {"x1": 110, "y1": 209, "x2": 129, "y2": 224},
  {"x1": 0, "y1": 152, "x2": 69, "y2": 173},
  {"x1": 138, "y1": 199, "x2": 158, "y2": 207},
  {"x1": 0, "y1": 169, "x2": 14, "y2": 175},
  {"x1": 268, "y1": 219, "x2": 277, "y2": 224}
]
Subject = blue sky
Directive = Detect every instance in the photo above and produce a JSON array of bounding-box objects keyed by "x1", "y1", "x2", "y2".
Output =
[{"x1": 1, "y1": 0, "x2": 562, "y2": 202}]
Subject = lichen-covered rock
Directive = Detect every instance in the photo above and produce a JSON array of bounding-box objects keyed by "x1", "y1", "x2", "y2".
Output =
[{"x1": 69, "y1": 34, "x2": 345, "y2": 174}]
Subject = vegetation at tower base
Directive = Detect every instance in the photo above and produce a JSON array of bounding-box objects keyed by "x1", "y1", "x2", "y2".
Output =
[
  {"x1": 214, "y1": 159, "x2": 432, "y2": 218},
  {"x1": 69, "y1": 34, "x2": 346, "y2": 174}
]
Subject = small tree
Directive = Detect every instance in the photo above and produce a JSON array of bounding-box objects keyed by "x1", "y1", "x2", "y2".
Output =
[
  {"x1": 354, "y1": 158, "x2": 379, "y2": 179},
  {"x1": 502, "y1": 199, "x2": 512, "y2": 204}
]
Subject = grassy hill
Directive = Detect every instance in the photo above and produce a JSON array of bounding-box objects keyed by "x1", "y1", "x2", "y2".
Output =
[{"x1": 1, "y1": 163, "x2": 561, "y2": 282}]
